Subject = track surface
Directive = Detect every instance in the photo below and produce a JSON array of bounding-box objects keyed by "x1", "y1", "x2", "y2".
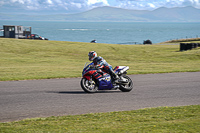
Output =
[{"x1": 0, "y1": 72, "x2": 200, "y2": 122}]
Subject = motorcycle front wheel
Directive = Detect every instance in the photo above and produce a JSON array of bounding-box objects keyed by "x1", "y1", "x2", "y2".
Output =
[
  {"x1": 119, "y1": 75, "x2": 133, "y2": 92},
  {"x1": 80, "y1": 78, "x2": 98, "y2": 93}
]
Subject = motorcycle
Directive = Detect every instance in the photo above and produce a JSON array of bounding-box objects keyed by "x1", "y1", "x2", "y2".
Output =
[{"x1": 80, "y1": 62, "x2": 133, "y2": 93}]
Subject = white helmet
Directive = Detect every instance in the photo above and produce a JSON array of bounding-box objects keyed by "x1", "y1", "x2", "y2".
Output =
[{"x1": 88, "y1": 51, "x2": 97, "y2": 61}]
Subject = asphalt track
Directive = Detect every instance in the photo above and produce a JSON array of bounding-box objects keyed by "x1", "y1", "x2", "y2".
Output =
[{"x1": 0, "y1": 72, "x2": 200, "y2": 122}]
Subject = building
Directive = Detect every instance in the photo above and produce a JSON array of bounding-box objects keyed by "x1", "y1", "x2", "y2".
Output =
[{"x1": 3, "y1": 25, "x2": 31, "y2": 39}]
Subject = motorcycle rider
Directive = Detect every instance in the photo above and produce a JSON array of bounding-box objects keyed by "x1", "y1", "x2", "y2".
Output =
[{"x1": 88, "y1": 51, "x2": 119, "y2": 82}]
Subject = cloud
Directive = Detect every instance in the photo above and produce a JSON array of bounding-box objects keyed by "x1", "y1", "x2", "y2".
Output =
[
  {"x1": 0, "y1": 0, "x2": 200, "y2": 14},
  {"x1": 164, "y1": 0, "x2": 200, "y2": 8},
  {"x1": 46, "y1": 0, "x2": 53, "y2": 4},
  {"x1": 148, "y1": 3, "x2": 156, "y2": 8},
  {"x1": 116, "y1": 0, "x2": 161, "y2": 10},
  {"x1": 116, "y1": 0, "x2": 200, "y2": 10},
  {"x1": 0, "y1": 0, "x2": 110, "y2": 13},
  {"x1": 86, "y1": 0, "x2": 109, "y2": 10},
  {"x1": 87, "y1": 0, "x2": 109, "y2": 6}
]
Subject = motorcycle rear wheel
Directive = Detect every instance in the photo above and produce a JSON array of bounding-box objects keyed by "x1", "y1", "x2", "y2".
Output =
[
  {"x1": 81, "y1": 78, "x2": 98, "y2": 93},
  {"x1": 119, "y1": 75, "x2": 133, "y2": 92}
]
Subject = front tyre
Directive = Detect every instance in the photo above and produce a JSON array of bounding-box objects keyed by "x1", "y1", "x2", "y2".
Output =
[
  {"x1": 119, "y1": 75, "x2": 133, "y2": 92},
  {"x1": 80, "y1": 78, "x2": 98, "y2": 93}
]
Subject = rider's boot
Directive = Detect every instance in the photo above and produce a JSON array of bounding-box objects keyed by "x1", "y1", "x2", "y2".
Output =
[{"x1": 113, "y1": 85, "x2": 119, "y2": 89}]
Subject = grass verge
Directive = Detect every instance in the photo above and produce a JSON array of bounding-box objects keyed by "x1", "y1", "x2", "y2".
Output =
[
  {"x1": 0, "y1": 38, "x2": 200, "y2": 81},
  {"x1": 0, "y1": 105, "x2": 199, "y2": 132},
  {"x1": 164, "y1": 37, "x2": 200, "y2": 43}
]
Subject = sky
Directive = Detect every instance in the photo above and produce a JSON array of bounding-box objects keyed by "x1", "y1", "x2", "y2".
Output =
[{"x1": 0, "y1": 0, "x2": 200, "y2": 14}]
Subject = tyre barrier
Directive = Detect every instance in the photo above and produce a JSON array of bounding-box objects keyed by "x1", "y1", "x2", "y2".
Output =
[{"x1": 180, "y1": 43, "x2": 200, "y2": 51}]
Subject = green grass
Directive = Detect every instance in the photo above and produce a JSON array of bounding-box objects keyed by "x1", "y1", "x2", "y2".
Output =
[
  {"x1": 0, "y1": 38, "x2": 200, "y2": 81},
  {"x1": 164, "y1": 37, "x2": 200, "y2": 43},
  {"x1": 0, "y1": 105, "x2": 199, "y2": 132}
]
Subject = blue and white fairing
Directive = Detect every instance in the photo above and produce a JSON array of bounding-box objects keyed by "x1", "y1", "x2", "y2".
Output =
[
  {"x1": 114, "y1": 66, "x2": 129, "y2": 75},
  {"x1": 98, "y1": 66, "x2": 129, "y2": 90},
  {"x1": 98, "y1": 75, "x2": 113, "y2": 90}
]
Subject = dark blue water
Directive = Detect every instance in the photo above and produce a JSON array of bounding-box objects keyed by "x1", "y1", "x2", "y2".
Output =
[{"x1": 1, "y1": 21, "x2": 200, "y2": 44}]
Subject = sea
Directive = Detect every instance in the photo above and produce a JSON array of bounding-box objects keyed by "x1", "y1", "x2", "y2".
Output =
[{"x1": 0, "y1": 21, "x2": 200, "y2": 44}]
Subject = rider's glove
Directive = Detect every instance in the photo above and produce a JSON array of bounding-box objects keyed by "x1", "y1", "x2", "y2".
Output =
[{"x1": 95, "y1": 65, "x2": 103, "y2": 69}]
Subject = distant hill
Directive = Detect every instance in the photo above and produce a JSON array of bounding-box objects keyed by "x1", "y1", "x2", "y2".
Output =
[
  {"x1": 144, "y1": 6, "x2": 200, "y2": 22},
  {"x1": 1, "y1": 6, "x2": 200, "y2": 22},
  {"x1": 64, "y1": 6, "x2": 149, "y2": 22}
]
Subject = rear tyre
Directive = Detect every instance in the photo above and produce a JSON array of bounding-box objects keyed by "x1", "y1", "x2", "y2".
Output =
[
  {"x1": 80, "y1": 78, "x2": 98, "y2": 93},
  {"x1": 119, "y1": 75, "x2": 133, "y2": 92}
]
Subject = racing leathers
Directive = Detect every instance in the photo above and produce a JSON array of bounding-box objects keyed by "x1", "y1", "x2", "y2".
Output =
[{"x1": 92, "y1": 56, "x2": 118, "y2": 81}]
